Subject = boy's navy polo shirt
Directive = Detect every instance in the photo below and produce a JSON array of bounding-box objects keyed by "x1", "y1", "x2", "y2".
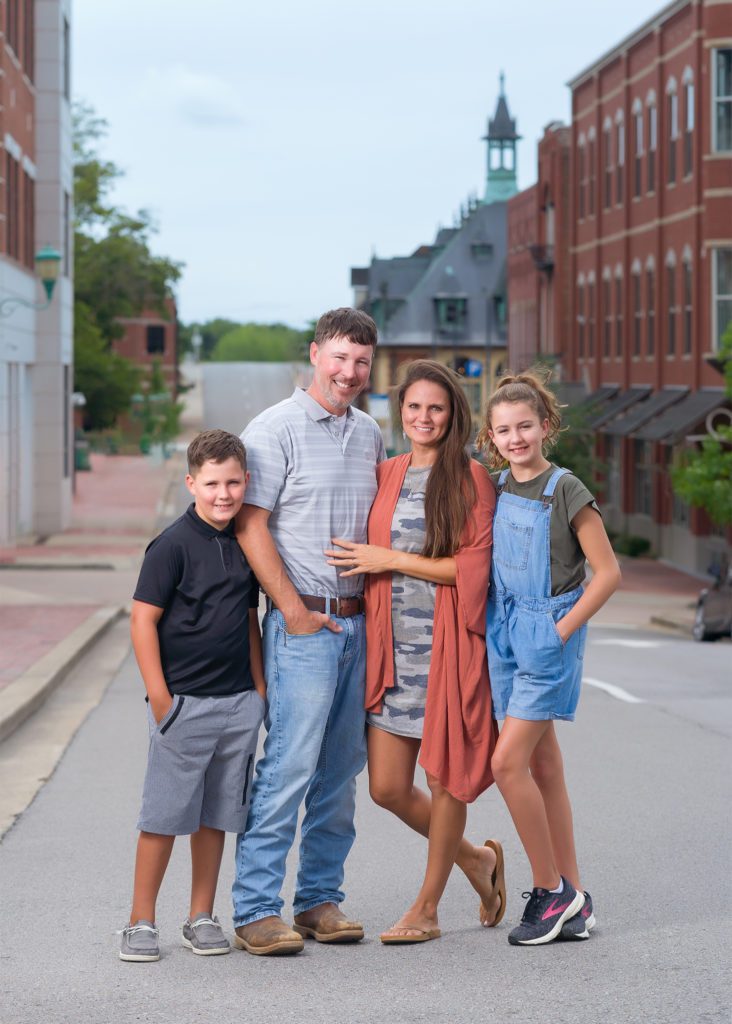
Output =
[{"x1": 133, "y1": 504, "x2": 259, "y2": 697}]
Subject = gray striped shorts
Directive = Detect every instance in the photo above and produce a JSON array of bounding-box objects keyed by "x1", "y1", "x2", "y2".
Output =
[{"x1": 137, "y1": 690, "x2": 264, "y2": 836}]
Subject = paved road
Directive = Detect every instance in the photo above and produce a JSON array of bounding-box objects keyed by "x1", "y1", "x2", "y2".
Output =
[
  {"x1": 0, "y1": 619, "x2": 729, "y2": 1024},
  {"x1": 200, "y1": 361, "x2": 311, "y2": 436}
]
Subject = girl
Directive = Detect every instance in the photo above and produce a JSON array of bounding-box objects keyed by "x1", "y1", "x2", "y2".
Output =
[
  {"x1": 327, "y1": 360, "x2": 503, "y2": 944},
  {"x1": 476, "y1": 371, "x2": 620, "y2": 946}
]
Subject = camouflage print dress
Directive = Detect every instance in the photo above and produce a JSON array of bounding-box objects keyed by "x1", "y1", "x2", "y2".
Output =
[{"x1": 367, "y1": 465, "x2": 435, "y2": 739}]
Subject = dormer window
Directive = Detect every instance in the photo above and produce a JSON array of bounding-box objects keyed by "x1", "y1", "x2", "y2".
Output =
[{"x1": 433, "y1": 297, "x2": 468, "y2": 335}]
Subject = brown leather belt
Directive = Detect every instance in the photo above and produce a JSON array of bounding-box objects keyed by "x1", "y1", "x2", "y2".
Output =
[{"x1": 268, "y1": 593, "x2": 365, "y2": 617}]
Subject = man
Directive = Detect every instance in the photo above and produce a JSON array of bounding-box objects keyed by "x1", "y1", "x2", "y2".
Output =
[{"x1": 232, "y1": 307, "x2": 385, "y2": 956}]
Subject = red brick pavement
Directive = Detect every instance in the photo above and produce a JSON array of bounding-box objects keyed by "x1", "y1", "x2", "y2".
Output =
[{"x1": 0, "y1": 605, "x2": 99, "y2": 693}]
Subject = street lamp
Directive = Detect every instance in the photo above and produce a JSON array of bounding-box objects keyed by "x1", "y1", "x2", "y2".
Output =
[{"x1": 0, "y1": 246, "x2": 63, "y2": 318}]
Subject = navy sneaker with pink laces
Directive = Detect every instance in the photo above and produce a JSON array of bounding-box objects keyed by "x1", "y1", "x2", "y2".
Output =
[
  {"x1": 508, "y1": 878, "x2": 585, "y2": 946},
  {"x1": 560, "y1": 891, "x2": 595, "y2": 940}
]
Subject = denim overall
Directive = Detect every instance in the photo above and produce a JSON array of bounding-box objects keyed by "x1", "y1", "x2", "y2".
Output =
[{"x1": 487, "y1": 467, "x2": 587, "y2": 721}]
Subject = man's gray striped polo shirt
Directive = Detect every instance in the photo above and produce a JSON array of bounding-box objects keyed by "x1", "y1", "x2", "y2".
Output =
[{"x1": 241, "y1": 388, "x2": 386, "y2": 599}]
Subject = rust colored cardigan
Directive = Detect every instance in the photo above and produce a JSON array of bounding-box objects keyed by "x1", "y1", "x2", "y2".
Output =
[{"x1": 364, "y1": 454, "x2": 498, "y2": 803}]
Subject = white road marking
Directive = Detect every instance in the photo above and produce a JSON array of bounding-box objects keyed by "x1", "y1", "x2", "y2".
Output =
[
  {"x1": 583, "y1": 676, "x2": 645, "y2": 704},
  {"x1": 592, "y1": 639, "x2": 663, "y2": 649}
]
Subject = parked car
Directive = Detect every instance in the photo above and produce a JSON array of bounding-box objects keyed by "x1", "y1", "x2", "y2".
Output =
[{"x1": 693, "y1": 556, "x2": 732, "y2": 642}]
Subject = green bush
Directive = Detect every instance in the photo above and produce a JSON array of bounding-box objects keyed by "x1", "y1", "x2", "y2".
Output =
[{"x1": 612, "y1": 534, "x2": 652, "y2": 558}]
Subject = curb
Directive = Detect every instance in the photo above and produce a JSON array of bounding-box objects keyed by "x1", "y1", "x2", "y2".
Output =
[
  {"x1": 0, "y1": 606, "x2": 126, "y2": 743},
  {"x1": 649, "y1": 614, "x2": 694, "y2": 636}
]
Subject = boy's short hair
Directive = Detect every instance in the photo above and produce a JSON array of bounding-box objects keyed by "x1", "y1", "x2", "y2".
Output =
[
  {"x1": 313, "y1": 307, "x2": 378, "y2": 348},
  {"x1": 187, "y1": 430, "x2": 247, "y2": 474}
]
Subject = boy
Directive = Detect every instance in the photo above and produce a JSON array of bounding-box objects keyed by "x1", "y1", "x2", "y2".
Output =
[{"x1": 120, "y1": 430, "x2": 265, "y2": 962}]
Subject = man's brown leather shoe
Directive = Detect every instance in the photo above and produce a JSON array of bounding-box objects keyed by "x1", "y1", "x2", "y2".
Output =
[
  {"x1": 233, "y1": 916, "x2": 304, "y2": 956},
  {"x1": 293, "y1": 902, "x2": 364, "y2": 943}
]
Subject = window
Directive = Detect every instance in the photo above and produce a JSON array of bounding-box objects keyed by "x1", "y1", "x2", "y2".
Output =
[
  {"x1": 606, "y1": 436, "x2": 621, "y2": 508},
  {"x1": 7, "y1": 0, "x2": 20, "y2": 56},
  {"x1": 433, "y1": 297, "x2": 468, "y2": 335},
  {"x1": 633, "y1": 270, "x2": 642, "y2": 356},
  {"x1": 63, "y1": 17, "x2": 71, "y2": 102},
  {"x1": 683, "y1": 74, "x2": 694, "y2": 177},
  {"x1": 23, "y1": 0, "x2": 35, "y2": 81},
  {"x1": 578, "y1": 141, "x2": 586, "y2": 219},
  {"x1": 667, "y1": 261, "x2": 677, "y2": 357},
  {"x1": 22, "y1": 169, "x2": 34, "y2": 271},
  {"x1": 713, "y1": 248, "x2": 732, "y2": 350},
  {"x1": 633, "y1": 106, "x2": 644, "y2": 197},
  {"x1": 713, "y1": 49, "x2": 732, "y2": 152},
  {"x1": 683, "y1": 259, "x2": 693, "y2": 356},
  {"x1": 603, "y1": 275, "x2": 612, "y2": 357},
  {"x1": 577, "y1": 281, "x2": 586, "y2": 357},
  {"x1": 588, "y1": 279, "x2": 596, "y2": 356},
  {"x1": 634, "y1": 440, "x2": 653, "y2": 516},
  {"x1": 460, "y1": 381, "x2": 482, "y2": 416},
  {"x1": 616, "y1": 115, "x2": 625, "y2": 203},
  {"x1": 603, "y1": 122, "x2": 613, "y2": 209},
  {"x1": 146, "y1": 326, "x2": 165, "y2": 354},
  {"x1": 63, "y1": 192, "x2": 71, "y2": 277},
  {"x1": 5, "y1": 153, "x2": 20, "y2": 261},
  {"x1": 588, "y1": 136, "x2": 596, "y2": 216},
  {"x1": 667, "y1": 82, "x2": 678, "y2": 184},
  {"x1": 647, "y1": 102, "x2": 657, "y2": 192},
  {"x1": 470, "y1": 242, "x2": 493, "y2": 261},
  {"x1": 646, "y1": 266, "x2": 656, "y2": 357},
  {"x1": 615, "y1": 274, "x2": 623, "y2": 358}
]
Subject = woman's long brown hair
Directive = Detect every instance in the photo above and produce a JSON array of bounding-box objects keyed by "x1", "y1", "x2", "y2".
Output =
[{"x1": 398, "y1": 360, "x2": 476, "y2": 558}]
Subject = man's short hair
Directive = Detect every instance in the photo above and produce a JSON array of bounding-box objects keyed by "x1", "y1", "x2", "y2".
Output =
[
  {"x1": 187, "y1": 430, "x2": 247, "y2": 474},
  {"x1": 313, "y1": 307, "x2": 378, "y2": 348}
]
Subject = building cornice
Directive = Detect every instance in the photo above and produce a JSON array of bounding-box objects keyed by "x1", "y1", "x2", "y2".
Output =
[{"x1": 567, "y1": 0, "x2": 692, "y2": 90}]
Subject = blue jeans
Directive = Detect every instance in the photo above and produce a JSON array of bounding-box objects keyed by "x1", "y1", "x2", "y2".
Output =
[{"x1": 232, "y1": 609, "x2": 367, "y2": 926}]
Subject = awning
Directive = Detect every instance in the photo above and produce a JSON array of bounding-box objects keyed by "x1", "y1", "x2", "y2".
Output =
[
  {"x1": 585, "y1": 385, "x2": 619, "y2": 409},
  {"x1": 603, "y1": 388, "x2": 688, "y2": 437},
  {"x1": 589, "y1": 387, "x2": 651, "y2": 428},
  {"x1": 635, "y1": 389, "x2": 727, "y2": 443}
]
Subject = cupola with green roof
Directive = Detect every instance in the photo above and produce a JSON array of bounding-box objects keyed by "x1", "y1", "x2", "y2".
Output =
[{"x1": 482, "y1": 72, "x2": 520, "y2": 204}]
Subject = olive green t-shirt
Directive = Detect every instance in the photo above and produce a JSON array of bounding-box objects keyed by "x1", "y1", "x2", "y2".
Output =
[{"x1": 493, "y1": 464, "x2": 600, "y2": 595}]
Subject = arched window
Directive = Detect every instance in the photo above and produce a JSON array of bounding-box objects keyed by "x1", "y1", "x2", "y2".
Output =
[
  {"x1": 602, "y1": 268, "x2": 612, "y2": 358},
  {"x1": 646, "y1": 256, "x2": 656, "y2": 357},
  {"x1": 577, "y1": 134, "x2": 587, "y2": 219},
  {"x1": 632, "y1": 260, "x2": 643, "y2": 357},
  {"x1": 682, "y1": 67, "x2": 694, "y2": 177},
  {"x1": 616, "y1": 110, "x2": 625, "y2": 204},
  {"x1": 577, "y1": 274, "x2": 586, "y2": 357},
  {"x1": 666, "y1": 250, "x2": 678, "y2": 356},
  {"x1": 587, "y1": 271, "x2": 596, "y2": 356},
  {"x1": 646, "y1": 91, "x2": 657, "y2": 193},
  {"x1": 666, "y1": 77, "x2": 678, "y2": 185},
  {"x1": 615, "y1": 265, "x2": 624, "y2": 358},
  {"x1": 682, "y1": 247, "x2": 693, "y2": 355},
  {"x1": 632, "y1": 99, "x2": 643, "y2": 198},
  {"x1": 603, "y1": 117, "x2": 613, "y2": 209}
]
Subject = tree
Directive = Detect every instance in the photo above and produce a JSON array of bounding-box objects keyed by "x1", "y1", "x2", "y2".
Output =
[
  {"x1": 178, "y1": 318, "x2": 241, "y2": 361},
  {"x1": 671, "y1": 326, "x2": 732, "y2": 525},
  {"x1": 73, "y1": 101, "x2": 183, "y2": 428},
  {"x1": 74, "y1": 301, "x2": 139, "y2": 430},
  {"x1": 210, "y1": 323, "x2": 309, "y2": 362}
]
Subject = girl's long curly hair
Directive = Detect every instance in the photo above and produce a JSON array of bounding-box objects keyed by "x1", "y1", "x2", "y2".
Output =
[{"x1": 475, "y1": 367, "x2": 565, "y2": 470}]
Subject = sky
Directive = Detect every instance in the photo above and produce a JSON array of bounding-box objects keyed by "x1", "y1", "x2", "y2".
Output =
[{"x1": 73, "y1": 0, "x2": 669, "y2": 329}]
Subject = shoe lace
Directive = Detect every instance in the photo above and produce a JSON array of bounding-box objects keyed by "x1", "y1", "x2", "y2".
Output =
[
  {"x1": 519, "y1": 890, "x2": 546, "y2": 925},
  {"x1": 118, "y1": 923, "x2": 157, "y2": 937},
  {"x1": 189, "y1": 916, "x2": 218, "y2": 929}
]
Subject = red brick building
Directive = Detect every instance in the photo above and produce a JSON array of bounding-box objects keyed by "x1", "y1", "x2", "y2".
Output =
[
  {"x1": 509, "y1": 0, "x2": 732, "y2": 574},
  {"x1": 507, "y1": 123, "x2": 572, "y2": 374},
  {"x1": 114, "y1": 298, "x2": 179, "y2": 396}
]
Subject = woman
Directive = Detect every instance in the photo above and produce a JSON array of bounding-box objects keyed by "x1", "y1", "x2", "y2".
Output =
[{"x1": 327, "y1": 360, "x2": 502, "y2": 943}]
